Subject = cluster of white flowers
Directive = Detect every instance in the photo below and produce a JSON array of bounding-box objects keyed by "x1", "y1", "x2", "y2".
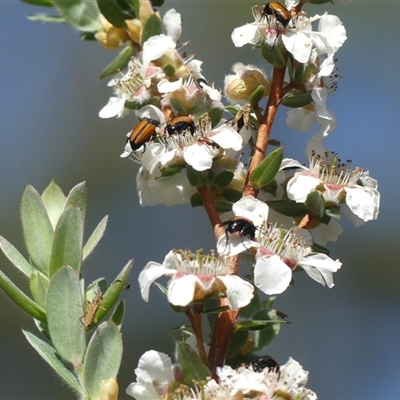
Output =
[{"x1": 97, "y1": 1, "x2": 381, "y2": 398}]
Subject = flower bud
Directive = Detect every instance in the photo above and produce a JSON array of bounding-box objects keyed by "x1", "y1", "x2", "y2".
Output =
[
  {"x1": 225, "y1": 63, "x2": 270, "y2": 101},
  {"x1": 99, "y1": 377, "x2": 119, "y2": 400},
  {"x1": 126, "y1": 19, "x2": 143, "y2": 44}
]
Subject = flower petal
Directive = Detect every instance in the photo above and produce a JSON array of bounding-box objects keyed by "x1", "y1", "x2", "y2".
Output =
[
  {"x1": 138, "y1": 262, "x2": 175, "y2": 301},
  {"x1": 231, "y1": 23, "x2": 260, "y2": 47},
  {"x1": 219, "y1": 275, "x2": 254, "y2": 309},
  {"x1": 345, "y1": 185, "x2": 380, "y2": 222},
  {"x1": 168, "y1": 274, "x2": 198, "y2": 306},
  {"x1": 299, "y1": 253, "x2": 341, "y2": 288}
]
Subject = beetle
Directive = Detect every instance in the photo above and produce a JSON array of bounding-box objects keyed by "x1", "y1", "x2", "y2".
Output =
[
  {"x1": 222, "y1": 217, "x2": 257, "y2": 246},
  {"x1": 251, "y1": 355, "x2": 280, "y2": 374},
  {"x1": 197, "y1": 136, "x2": 221, "y2": 149},
  {"x1": 165, "y1": 116, "x2": 196, "y2": 136},
  {"x1": 81, "y1": 293, "x2": 105, "y2": 330},
  {"x1": 127, "y1": 118, "x2": 160, "y2": 151},
  {"x1": 261, "y1": 2, "x2": 292, "y2": 29}
]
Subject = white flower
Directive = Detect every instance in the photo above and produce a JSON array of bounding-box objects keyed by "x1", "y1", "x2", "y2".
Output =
[
  {"x1": 216, "y1": 196, "x2": 269, "y2": 256},
  {"x1": 126, "y1": 351, "x2": 178, "y2": 399},
  {"x1": 139, "y1": 250, "x2": 254, "y2": 309},
  {"x1": 215, "y1": 357, "x2": 317, "y2": 400},
  {"x1": 254, "y1": 224, "x2": 341, "y2": 295},
  {"x1": 286, "y1": 153, "x2": 380, "y2": 226}
]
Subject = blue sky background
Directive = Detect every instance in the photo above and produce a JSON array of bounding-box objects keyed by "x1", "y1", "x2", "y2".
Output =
[{"x1": 1, "y1": 1, "x2": 400, "y2": 399}]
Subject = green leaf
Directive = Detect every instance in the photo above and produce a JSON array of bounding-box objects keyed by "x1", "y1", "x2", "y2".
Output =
[
  {"x1": 42, "y1": 180, "x2": 66, "y2": 229},
  {"x1": 252, "y1": 310, "x2": 282, "y2": 352},
  {"x1": 141, "y1": 14, "x2": 162, "y2": 44},
  {"x1": 52, "y1": 0, "x2": 103, "y2": 32},
  {"x1": 22, "y1": 329, "x2": 83, "y2": 394},
  {"x1": 28, "y1": 14, "x2": 66, "y2": 23},
  {"x1": 266, "y1": 199, "x2": 308, "y2": 217},
  {"x1": 0, "y1": 235, "x2": 33, "y2": 277},
  {"x1": 201, "y1": 305, "x2": 230, "y2": 314},
  {"x1": 190, "y1": 193, "x2": 203, "y2": 208},
  {"x1": 87, "y1": 261, "x2": 133, "y2": 330},
  {"x1": 83, "y1": 321, "x2": 123, "y2": 400},
  {"x1": 305, "y1": 191, "x2": 325, "y2": 218},
  {"x1": 150, "y1": 0, "x2": 164, "y2": 6},
  {"x1": 226, "y1": 330, "x2": 249, "y2": 358},
  {"x1": 177, "y1": 342, "x2": 210, "y2": 385},
  {"x1": 22, "y1": 0, "x2": 53, "y2": 7},
  {"x1": 311, "y1": 242, "x2": 330, "y2": 255},
  {"x1": 111, "y1": 300, "x2": 125, "y2": 329},
  {"x1": 97, "y1": 0, "x2": 128, "y2": 28},
  {"x1": 170, "y1": 98, "x2": 188, "y2": 116},
  {"x1": 83, "y1": 215, "x2": 108, "y2": 261},
  {"x1": 260, "y1": 40, "x2": 285, "y2": 69},
  {"x1": 81, "y1": 32, "x2": 97, "y2": 40},
  {"x1": 47, "y1": 266, "x2": 86, "y2": 364},
  {"x1": 250, "y1": 147, "x2": 283, "y2": 189},
  {"x1": 99, "y1": 46, "x2": 134, "y2": 80},
  {"x1": 221, "y1": 188, "x2": 242, "y2": 203},
  {"x1": 235, "y1": 319, "x2": 285, "y2": 331},
  {"x1": 249, "y1": 85, "x2": 266, "y2": 106},
  {"x1": 186, "y1": 166, "x2": 208, "y2": 187},
  {"x1": 65, "y1": 182, "x2": 87, "y2": 220},
  {"x1": 161, "y1": 165, "x2": 185, "y2": 177},
  {"x1": 326, "y1": 206, "x2": 341, "y2": 220},
  {"x1": 240, "y1": 292, "x2": 262, "y2": 319},
  {"x1": 0, "y1": 269, "x2": 47, "y2": 323},
  {"x1": 208, "y1": 107, "x2": 223, "y2": 128},
  {"x1": 215, "y1": 200, "x2": 233, "y2": 213},
  {"x1": 49, "y1": 205, "x2": 84, "y2": 277},
  {"x1": 213, "y1": 171, "x2": 234, "y2": 188},
  {"x1": 30, "y1": 272, "x2": 49, "y2": 309},
  {"x1": 115, "y1": 0, "x2": 136, "y2": 18},
  {"x1": 281, "y1": 92, "x2": 313, "y2": 108},
  {"x1": 293, "y1": 63, "x2": 308, "y2": 85},
  {"x1": 21, "y1": 184, "x2": 54, "y2": 274}
]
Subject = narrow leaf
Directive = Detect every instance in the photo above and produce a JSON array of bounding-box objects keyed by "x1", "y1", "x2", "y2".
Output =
[
  {"x1": 47, "y1": 266, "x2": 86, "y2": 364},
  {"x1": 250, "y1": 147, "x2": 283, "y2": 189},
  {"x1": 49, "y1": 206, "x2": 84, "y2": 276},
  {"x1": 83, "y1": 215, "x2": 108, "y2": 261},
  {"x1": 42, "y1": 180, "x2": 66, "y2": 229},
  {"x1": 30, "y1": 272, "x2": 49, "y2": 309},
  {"x1": 260, "y1": 40, "x2": 285, "y2": 69},
  {"x1": 99, "y1": 46, "x2": 134, "y2": 80},
  {"x1": 52, "y1": 0, "x2": 103, "y2": 32},
  {"x1": 83, "y1": 321, "x2": 123, "y2": 400},
  {"x1": 266, "y1": 199, "x2": 308, "y2": 217},
  {"x1": 28, "y1": 14, "x2": 66, "y2": 23},
  {"x1": 141, "y1": 14, "x2": 162, "y2": 44},
  {"x1": 0, "y1": 269, "x2": 47, "y2": 323},
  {"x1": 281, "y1": 92, "x2": 312, "y2": 108},
  {"x1": 111, "y1": 300, "x2": 125, "y2": 329},
  {"x1": 235, "y1": 319, "x2": 286, "y2": 331},
  {"x1": 305, "y1": 191, "x2": 325, "y2": 218},
  {"x1": 221, "y1": 188, "x2": 242, "y2": 203},
  {"x1": 186, "y1": 166, "x2": 208, "y2": 187},
  {"x1": 65, "y1": 181, "x2": 87, "y2": 220},
  {"x1": 21, "y1": 185, "x2": 54, "y2": 274},
  {"x1": 22, "y1": 0, "x2": 53, "y2": 6},
  {"x1": 190, "y1": 193, "x2": 203, "y2": 208},
  {"x1": 226, "y1": 330, "x2": 248, "y2": 358},
  {"x1": 249, "y1": 85, "x2": 265, "y2": 106},
  {"x1": 0, "y1": 235, "x2": 33, "y2": 277},
  {"x1": 97, "y1": 0, "x2": 130, "y2": 27},
  {"x1": 23, "y1": 329, "x2": 82, "y2": 394},
  {"x1": 214, "y1": 170, "x2": 234, "y2": 188},
  {"x1": 178, "y1": 342, "x2": 210, "y2": 385}
]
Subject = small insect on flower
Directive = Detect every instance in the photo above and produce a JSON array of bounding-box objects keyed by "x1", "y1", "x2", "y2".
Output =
[
  {"x1": 197, "y1": 136, "x2": 221, "y2": 149},
  {"x1": 164, "y1": 116, "x2": 196, "y2": 136},
  {"x1": 251, "y1": 355, "x2": 280, "y2": 374},
  {"x1": 81, "y1": 293, "x2": 105, "y2": 330},
  {"x1": 128, "y1": 118, "x2": 160, "y2": 151},
  {"x1": 223, "y1": 217, "x2": 257, "y2": 245},
  {"x1": 261, "y1": 2, "x2": 292, "y2": 28}
]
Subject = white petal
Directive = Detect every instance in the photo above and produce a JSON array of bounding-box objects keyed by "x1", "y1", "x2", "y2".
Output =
[
  {"x1": 138, "y1": 262, "x2": 175, "y2": 301},
  {"x1": 317, "y1": 14, "x2": 347, "y2": 54},
  {"x1": 99, "y1": 96, "x2": 126, "y2": 119},
  {"x1": 142, "y1": 35, "x2": 176, "y2": 68},
  {"x1": 299, "y1": 253, "x2": 341, "y2": 288},
  {"x1": 216, "y1": 233, "x2": 255, "y2": 257},
  {"x1": 136, "y1": 104, "x2": 165, "y2": 124},
  {"x1": 163, "y1": 9, "x2": 182, "y2": 43},
  {"x1": 232, "y1": 195, "x2": 269, "y2": 227},
  {"x1": 231, "y1": 23, "x2": 260, "y2": 47},
  {"x1": 254, "y1": 254, "x2": 292, "y2": 295},
  {"x1": 158, "y1": 78, "x2": 183, "y2": 93},
  {"x1": 211, "y1": 126, "x2": 243, "y2": 151},
  {"x1": 168, "y1": 275, "x2": 198, "y2": 306},
  {"x1": 345, "y1": 186, "x2": 380, "y2": 222},
  {"x1": 286, "y1": 174, "x2": 320, "y2": 203},
  {"x1": 120, "y1": 141, "x2": 133, "y2": 158},
  {"x1": 286, "y1": 108, "x2": 316, "y2": 133},
  {"x1": 282, "y1": 30, "x2": 312, "y2": 63},
  {"x1": 219, "y1": 275, "x2": 254, "y2": 309},
  {"x1": 141, "y1": 143, "x2": 165, "y2": 177},
  {"x1": 183, "y1": 144, "x2": 214, "y2": 171},
  {"x1": 310, "y1": 219, "x2": 343, "y2": 246}
]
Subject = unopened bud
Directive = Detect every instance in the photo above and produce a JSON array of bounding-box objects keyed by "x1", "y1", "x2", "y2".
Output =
[
  {"x1": 126, "y1": 19, "x2": 143, "y2": 44},
  {"x1": 99, "y1": 377, "x2": 119, "y2": 400}
]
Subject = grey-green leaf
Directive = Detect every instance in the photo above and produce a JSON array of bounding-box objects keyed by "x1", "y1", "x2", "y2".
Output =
[
  {"x1": 47, "y1": 266, "x2": 86, "y2": 365},
  {"x1": 30, "y1": 272, "x2": 49, "y2": 309},
  {"x1": 99, "y1": 46, "x2": 134, "y2": 80},
  {"x1": 49, "y1": 205, "x2": 84, "y2": 277},
  {"x1": 65, "y1": 181, "x2": 87, "y2": 220},
  {"x1": 0, "y1": 235, "x2": 33, "y2": 277},
  {"x1": 42, "y1": 180, "x2": 66, "y2": 229},
  {"x1": 141, "y1": 14, "x2": 162, "y2": 44},
  {"x1": 111, "y1": 300, "x2": 125, "y2": 329},
  {"x1": 52, "y1": 0, "x2": 103, "y2": 32},
  {"x1": 83, "y1": 215, "x2": 108, "y2": 261},
  {"x1": 21, "y1": 184, "x2": 54, "y2": 274},
  {"x1": 250, "y1": 147, "x2": 283, "y2": 189},
  {"x1": 22, "y1": 0, "x2": 53, "y2": 7},
  {"x1": 28, "y1": 14, "x2": 66, "y2": 23},
  {"x1": 0, "y1": 269, "x2": 47, "y2": 323},
  {"x1": 178, "y1": 342, "x2": 210, "y2": 385},
  {"x1": 22, "y1": 329, "x2": 83, "y2": 395},
  {"x1": 83, "y1": 321, "x2": 123, "y2": 400}
]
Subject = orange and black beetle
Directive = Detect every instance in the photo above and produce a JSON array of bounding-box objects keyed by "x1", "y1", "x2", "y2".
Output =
[{"x1": 128, "y1": 118, "x2": 160, "y2": 151}]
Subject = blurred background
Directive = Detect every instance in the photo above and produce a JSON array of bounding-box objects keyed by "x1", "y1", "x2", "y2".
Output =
[{"x1": 1, "y1": 0, "x2": 399, "y2": 398}]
